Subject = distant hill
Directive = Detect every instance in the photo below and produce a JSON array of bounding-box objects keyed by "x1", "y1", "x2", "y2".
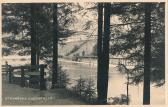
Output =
[{"x1": 58, "y1": 38, "x2": 97, "y2": 57}]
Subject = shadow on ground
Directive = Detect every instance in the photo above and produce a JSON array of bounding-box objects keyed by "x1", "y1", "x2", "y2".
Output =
[{"x1": 2, "y1": 75, "x2": 87, "y2": 105}]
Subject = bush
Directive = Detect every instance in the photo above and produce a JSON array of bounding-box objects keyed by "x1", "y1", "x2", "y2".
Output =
[
  {"x1": 72, "y1": 53, "x2": 81, "y2": 61},
  {"x1": 83, "y1": 79, "x2": 97, "y2": 103},
  {"x1": 72, "y1": 77, "x2": 97, "y2": 104},
  {"x1": 107, "y1": 94, "x2": 130, "y2": 105},
  {"x1": 73, "y1": 77, "x2": 86, "y2": 96},
  {"x1": 57, "y1": 66, "x2": 70, "y2": 88},
  {"x1": 46, "y1": 63, "x2": 70, "y2": 88}
]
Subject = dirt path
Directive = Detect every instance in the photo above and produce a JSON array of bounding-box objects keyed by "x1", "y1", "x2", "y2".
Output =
[{"x1": 2, "y1": 76, "x2": 87, "y2": 105}]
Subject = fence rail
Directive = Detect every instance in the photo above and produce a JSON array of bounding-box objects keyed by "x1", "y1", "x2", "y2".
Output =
[{"x1": 2, "y1": 64, "x2": 47, "y2": 90}]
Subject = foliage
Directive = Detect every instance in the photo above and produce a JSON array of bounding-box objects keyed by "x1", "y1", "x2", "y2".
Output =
[
  {"x1": 107, "y1": 94, "x2": 130, "y2": 105},
  {"x1": 2, "y1": 47, "x2": 12, "y2": 56},
  {"x1": 110, "y1": 3, "x2": 165, "y2": 86},
  {"x1": 2, "y1": 3, "x2": 82, "y2": 59},
  {"x1": 47, "y1": 63, "x2": 70, "y2": 88},
  {"x1": 57, "y1": 66, "x2": 70, "y2": 88},
  {"x1": 72, "y1": 77, "x2": 97, "y2": 104},
  {"x1": 72, "y1": 53, "x2": 80, "y2": 61},
  {"x1": 73, "y1": 77, "x2": 86, "y2": 96}
]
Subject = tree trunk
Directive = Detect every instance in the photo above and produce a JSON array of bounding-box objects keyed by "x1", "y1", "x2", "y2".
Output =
[
  {"x1": 97, "y1": 3, "x2": 104, "y2": 104},
  {"x1": 101, "y1": 3, "x2": 111, "y2": 104},
  {"x1": 36, "y1": 36, "x2": 40, "y2": 66},
  {"x1": 52, "y1": 3, "x2": 58, "y2": 88},
  {"x1": 127, "y1": 73, "x2": 129, "y2": 105},
  {"x1": 36, "y1": 10, "x2": 40, "y2": 67},
  {"x1": 30, "y1": 4, "x2": 37, "y2": 67},
  {"x1": 97, "y1": 3, "x2": 111, "y2": 104},
  {"x1": 143, "y1": 3, "x2": 151, "y2": 105}
]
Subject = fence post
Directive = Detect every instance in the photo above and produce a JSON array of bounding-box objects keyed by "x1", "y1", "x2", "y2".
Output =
[
  {"x1": 40, "y1": 64, "x2": 46, "y2": 90},
  {"x1": 21, "y1": 67, "x2": 25, "y2": 87},
  {"x1": 8, "y1": 65, "x2": 12, "y2": 83}
]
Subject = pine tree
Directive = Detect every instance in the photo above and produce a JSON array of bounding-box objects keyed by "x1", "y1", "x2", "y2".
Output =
[
  {"x1": 97, "y1": 3, "x2": 111, "y2": 104},
  {"x1": 52, "y1": 3, "x2": 58, "y2": 88},
  {"x1": 30, "y1": 4, "x2": 37, "y2": 67},
  {"x1": 97, "y1": 3, "x2": 104, "y2": 104},
  {"x1": 110, "y1": 3, "x2": 165, "y2": 86},
  {"x1": 143, "y1": 3, "x2": 151, "y2": 105}
]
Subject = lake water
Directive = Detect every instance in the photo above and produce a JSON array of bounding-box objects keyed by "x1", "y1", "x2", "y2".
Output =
[{"x1": 60, "y1": 59, "x2": 165, "y2": 105}]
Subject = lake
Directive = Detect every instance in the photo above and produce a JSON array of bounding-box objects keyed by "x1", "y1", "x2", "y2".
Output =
[{"x1": 60, "y1": 59, "x2": 165, "y2": 105}]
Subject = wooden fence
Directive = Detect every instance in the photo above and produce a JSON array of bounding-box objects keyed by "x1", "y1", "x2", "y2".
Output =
[{"x1": 2, "y1": 64, "x2": 47, "y2": 90}]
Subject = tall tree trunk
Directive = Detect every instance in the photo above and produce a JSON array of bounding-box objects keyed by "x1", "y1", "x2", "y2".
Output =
[
  {"x1": 101, "y1": 3, "x2": 111, "y2": 104},
  {"x1": 36, "y1": 9, "x2": 39, "y2": 66},
  {"x1": 30, "y1": 4, "x2": 37, "y2": 67},
  {"x1": 143, "y1": 3, "x2": 151, "y2": 105},
  {"x1": 97, "y1": 3, "x2": 104, "y2": 104},
  {"x1": 52, "y1": 3, "x2": 58, "y2": 88},
  {"x1": 97, "y1": 3, "x2": 111, "y2": 104},
  {"x1": 36, "y1": 36, "x2": 40, "y2": 66}
]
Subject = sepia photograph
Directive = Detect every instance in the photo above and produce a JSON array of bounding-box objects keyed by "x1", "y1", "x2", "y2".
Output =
[{"x1": 1, "y1": 2, "x2": 165, "y2": 105}]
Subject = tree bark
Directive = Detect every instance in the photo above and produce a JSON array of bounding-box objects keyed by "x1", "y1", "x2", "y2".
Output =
[
  {"x1": 52, "y1": 3, "x2": 58, "y2": 88},
  {"x1": 143, "y1": 3, "x2": 151, "y2": 105},
  {"x1": 97, "y1": 3, "x2": 104, "y2": 104},
  {"x1": 30, "y1": 4, "x2": 37, "y2": 67},
  {"x1": 97, "y1": 3, "x2": 111, "y2": 104}
]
